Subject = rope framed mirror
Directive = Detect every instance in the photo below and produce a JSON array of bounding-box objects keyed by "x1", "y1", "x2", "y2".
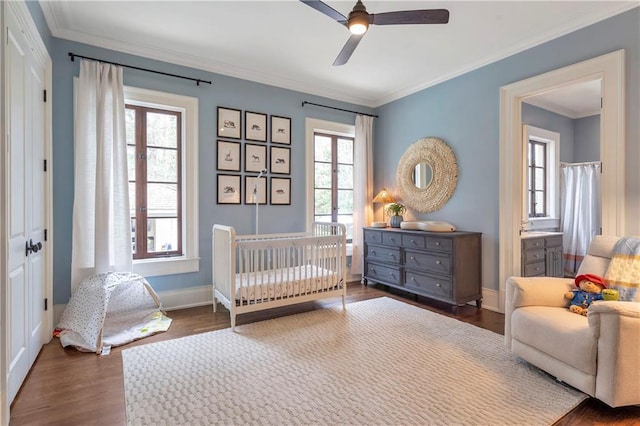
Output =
[{"x1": 396, "y1": 137, "x2": 458, "y2": 213}]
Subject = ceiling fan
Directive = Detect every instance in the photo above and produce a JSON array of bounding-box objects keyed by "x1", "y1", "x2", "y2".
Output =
[{"x1": 300, "y1": 0, "x2": 449, "y2": 66}]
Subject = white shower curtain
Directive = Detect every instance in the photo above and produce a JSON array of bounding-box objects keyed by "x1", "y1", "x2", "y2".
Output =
[
  {"x1": 560, "y1": 162, "x2": 601, "y2": 275},
  {"x1": 71, "y1": 60, "x2": 132, "y2": 291},
  {"x1": 351, "y1": 115, "x2": 374, "y2": 275}
]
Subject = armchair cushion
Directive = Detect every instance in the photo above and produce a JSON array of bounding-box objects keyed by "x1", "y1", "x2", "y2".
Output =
[{"x1": 512, "y1": 306, "x2": 598, "y2": 375}]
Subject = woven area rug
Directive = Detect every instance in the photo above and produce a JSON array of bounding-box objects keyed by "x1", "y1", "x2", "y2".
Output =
[{"x1": 122, "y1": 297, "x2": 587, "y2": 425}]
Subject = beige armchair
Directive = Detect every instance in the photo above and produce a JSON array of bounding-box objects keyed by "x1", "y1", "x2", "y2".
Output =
[{"x1": 505, "y1": 235, "x2": 640, "y2": 408}]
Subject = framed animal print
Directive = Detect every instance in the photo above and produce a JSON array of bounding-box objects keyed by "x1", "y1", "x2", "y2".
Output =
[
  {"x1": 270, "y1": 177, "x2": 291, "y2": 205},
  {"x1": 216, "y1": 140, "x2": 241, "y2": 171},
  {"x1": 270, "y1": 146, "x2": 290, "y2": 175},
  {"x1": 217, "y1": 174, "x2": 241, "y2": 204},
  {"x1": 217, "y1": 106, "x2": 241, "y2": 139},
  {"x1": 245, "y1": 143, "x2": 267, "y2": 173},
  {"x1": 245, "y1": 176, "x2": 267, "y2": 205},
  {"x1": 245, "y1": 111, "x2": 267, "y2": 142},
  {"x1": 271, "y1": 115, "x2": 291, "y2": 144}
]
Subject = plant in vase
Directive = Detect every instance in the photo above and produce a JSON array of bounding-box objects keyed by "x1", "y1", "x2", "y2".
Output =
[{"x1": 386, "y1": 202, "x2": 406, "y2": 228}]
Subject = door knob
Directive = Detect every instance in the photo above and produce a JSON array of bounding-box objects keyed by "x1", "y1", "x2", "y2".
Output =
[{"x1": 25, "y1": 239, "x2": 43, "y2": 256}]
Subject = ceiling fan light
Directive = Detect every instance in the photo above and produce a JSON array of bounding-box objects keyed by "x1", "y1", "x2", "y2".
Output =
[
  {"x1": 349, "y1": 21, "x2": 368, "y2": 35},
  {"x1": 348, "y1": 1, "x2": 369, "y2": 35}
]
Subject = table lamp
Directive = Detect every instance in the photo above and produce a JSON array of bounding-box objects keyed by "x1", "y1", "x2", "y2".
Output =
[{"x1": 372, "y1": 188, "x2": 395, "y2": 227}]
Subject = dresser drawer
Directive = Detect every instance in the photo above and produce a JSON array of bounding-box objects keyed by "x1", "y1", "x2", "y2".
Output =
[
  {"x1": 402, "y1": 234, "x2": 426, "y2": 249},
  {"x1": 522, "y1": 237, "x2": 544, "y2": 250},
  {"x1": 426, "y1": 237, "x2": 453, "y2": 253},
  {"x1": 381, "y1": 232, "x2": 402, "y2": 246},
  {"x1": 546, "y1": 235, "x2": 563, "y2": 248},
  {"x1": 364, "y1": 230, "x2": 383, "y2": 245},
  {"x1": 405, "y1": 271, "x2": 452, "y2": 299},
  {"x1": 524, "y1": 261, "x2": 545, "y2": 277},
  {"x1": 367, "y1": 245, "x2": 401, "y2": 264},
  {"x1": 523, "y1": 248, "x2": 545, "y2": 264},
  {"x1": 405, "y1": 250, "x2": 451, "y2": 275},
  {"x1": 366, "y1": 263, "x2": 401, "y2": 285}
]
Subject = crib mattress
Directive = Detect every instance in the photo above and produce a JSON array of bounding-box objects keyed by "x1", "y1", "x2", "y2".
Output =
[{"x1": 235, "y1": 265, "x2": 340, "y2": 302}]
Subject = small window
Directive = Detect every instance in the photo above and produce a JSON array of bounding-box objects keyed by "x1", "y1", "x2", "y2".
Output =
[
  {"x1": 523, "y1": 125, "x2": 560, "y2": 221},
  {"x1": 528, "y1": 140, "x2": 547, "y2": 217}
]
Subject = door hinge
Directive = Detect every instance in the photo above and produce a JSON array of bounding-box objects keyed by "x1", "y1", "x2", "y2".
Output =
[
  {"x1": 44, "y1": 159, "x2": 47, "y2": 171},
  {"x1": 600, "y1": 97, "x2": 603, "y2": 108},
  {"x1": 44, "y1": 229, "x2": 48, "y2": 241},
  {"x1": 43, "y1": 89, "x2": 47, "y2": 103},
  {"x1": 44, "y1": 298, "x2": 48, "y2": 311}
]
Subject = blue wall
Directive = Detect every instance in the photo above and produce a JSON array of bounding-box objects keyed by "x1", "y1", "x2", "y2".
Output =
[
  {"x1": 522, "y1": 103, "x2": 575, "y2": 162},
  {"x1": 26, "y1": 2, "x2": 638, "y2": 301},
  {"x1": 374, "y1": 8, "x2": 639, "y2": 291},
  {"x1": 574, "y1": 115, "x2": 601, "y2": 163},
  {"x1": 46, "y1": 39, "x2": 372, "y2": 303}
]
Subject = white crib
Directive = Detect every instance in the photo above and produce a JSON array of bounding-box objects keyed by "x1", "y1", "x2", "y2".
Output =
[{"x1": 212, "y1": 222, "x2": 347, "y2": 330}]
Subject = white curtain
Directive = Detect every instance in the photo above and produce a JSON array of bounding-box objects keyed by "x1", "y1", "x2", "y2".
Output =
[
  {"x1": 560, "y1": 162, "x2": 601, "y2": 275},
  {"x1": 351, "y1": 115, "x2": 374, "y2": 275},
  {"x1": 71, "y1": 60, "x2": 132, "y2": 291}
]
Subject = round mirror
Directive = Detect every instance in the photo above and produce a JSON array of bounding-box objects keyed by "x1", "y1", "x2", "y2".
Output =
[
  {"x1": 397, "y1": 137, "x2": 458, "y2": 213},
  {"x1": 412, "y1": 162, "x2": 433, "y2": 189}
]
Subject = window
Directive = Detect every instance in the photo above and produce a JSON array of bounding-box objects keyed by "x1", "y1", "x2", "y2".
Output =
[
  {"x1": 313, "y1": 133, "x2": 354, "y2": 241},
  {"x1": 124, "y1": 86, "x2": 199, "y2": 277},
  {"x1": 305, "y1": 118, "x2": 355, "y2": 243},
  {"x1": 126, "y1": 105, "x2": 182, "y2": 258},
  {"x1": 523, "y1": 125, "x2": 560, "y2": 222},
  {"x1": 528, "y1": 140, "x2": 547, "y2": 217}
]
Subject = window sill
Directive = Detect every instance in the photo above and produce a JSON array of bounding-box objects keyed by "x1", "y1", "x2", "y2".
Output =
[{"x1": 133, "y1": 256, "x2": 200, "y2": 277}]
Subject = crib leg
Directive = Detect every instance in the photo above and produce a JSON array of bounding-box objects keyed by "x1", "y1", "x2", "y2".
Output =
[
  {"x1": 342, "y1": 292, "x2": 346, "y2": 310},
  {"x1": 231, "y1": 312, "x2": 236, "y2": 331}
]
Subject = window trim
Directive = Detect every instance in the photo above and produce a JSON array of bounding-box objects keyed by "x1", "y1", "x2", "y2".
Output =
[
  {"x1": 523, "y1": 125, "x2": 560, "y2": 226},
  {"x1": 124, "y1": 86, "x2": 199, "y2": 277},
  {"x1": 305, "y1": 118, "x2": 354, "y2": 254}
]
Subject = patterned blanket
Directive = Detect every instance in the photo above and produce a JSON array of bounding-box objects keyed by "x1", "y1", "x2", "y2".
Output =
[{"x1": 604, "y1": 237, "x2": 640, "y2": 301}]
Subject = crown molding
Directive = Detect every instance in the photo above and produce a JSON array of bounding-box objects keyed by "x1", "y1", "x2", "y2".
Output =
[{"x1": 40, "y1": 1, "x2": 638, "y2": 109}]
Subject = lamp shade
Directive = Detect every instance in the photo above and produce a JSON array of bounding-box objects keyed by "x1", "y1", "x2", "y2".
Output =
[{"x1": 372, "y1": 189, "x2": 395, "y2": 203}]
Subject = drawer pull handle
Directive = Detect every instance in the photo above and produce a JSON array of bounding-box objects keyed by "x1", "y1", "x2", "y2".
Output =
[
  {"x1": 410, "y1": 256, "x2": 415, "y2": 260},
  {"x1": 435, "y1": 283, "x2": 441, "y2": 287},
  {"x1": 436, "y1": 260, "x2": 441, "y2": 265},
  {"x1": 410, "y1": 277, "x2": 415, "y2": 281},
  {"x1": 411, "y1": 239, "x2": 416, "y2": 244},
  {"x1": 435, "y1": 242, "x2": 440, "y2": 246},
  {"x1": 389, "y1": 252, "x2": 394, "y2": 256},
  {"x1": 372, "y1": 250, "x2": 376, "y2": 255}
]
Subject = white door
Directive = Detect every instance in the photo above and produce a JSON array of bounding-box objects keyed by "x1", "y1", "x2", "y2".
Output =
[{"x1": 6, "y1": 5, "x2": 47, "y2": 403}]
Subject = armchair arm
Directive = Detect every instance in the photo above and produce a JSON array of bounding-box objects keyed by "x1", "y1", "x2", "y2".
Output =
[
  {"x1": 588, "y1": 301, "x2": 640, "y2": 407},
  {"x1": 504, "y1": 276, "x2": 574, "y2": 349}
]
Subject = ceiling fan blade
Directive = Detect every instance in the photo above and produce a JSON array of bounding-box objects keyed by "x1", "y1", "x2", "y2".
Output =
[
  {"x1": 371, "y1": 9, "x2": 449, "y2": 25},
  {"x1": 299, "y1": 0, "x2": 347, "y2": 24},
  {"x1": 333, "y1": 33, "x2": 365, "y2": 66}
]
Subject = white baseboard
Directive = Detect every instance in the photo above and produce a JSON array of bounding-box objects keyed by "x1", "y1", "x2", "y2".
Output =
[
  {"x1": 158, "y1": 285, "x2": 213, "y2": 311},
  {"x1": 53, "y1": 283, "x2": 502, "y2": 324},
  {"x1": 479, "y1": 288, "x2": 500, "y2": 312}
]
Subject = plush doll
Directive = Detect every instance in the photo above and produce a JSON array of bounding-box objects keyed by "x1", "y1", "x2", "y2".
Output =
[{"x1": 564, "y1": 273, "x2": 606, "y2": 316}]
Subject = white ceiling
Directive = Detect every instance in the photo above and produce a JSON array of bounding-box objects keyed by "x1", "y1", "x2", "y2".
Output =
[
  {"x1": 39, "y1": 1, "x2": 637, "y2": 107},
  {"x1": 524, "y1": 79, "x2": 602, "y2": 119}
]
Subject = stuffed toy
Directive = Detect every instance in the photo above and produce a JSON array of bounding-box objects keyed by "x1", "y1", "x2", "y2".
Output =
[{"x1": 564, "y1": 273, "x2": 606, "y2": 316}]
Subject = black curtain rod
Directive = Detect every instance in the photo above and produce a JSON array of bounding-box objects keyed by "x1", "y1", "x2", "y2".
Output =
[
  {"x1": 68, "y1": 52, "x2": 212, "y2": 86},
  {"x1": 301, "y1": 101, "x2": 378, "y2": 118}
]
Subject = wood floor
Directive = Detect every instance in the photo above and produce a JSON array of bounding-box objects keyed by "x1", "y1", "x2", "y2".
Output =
[{"x1": 10, "y1": 282, "x2": 640, "y2": 425}]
